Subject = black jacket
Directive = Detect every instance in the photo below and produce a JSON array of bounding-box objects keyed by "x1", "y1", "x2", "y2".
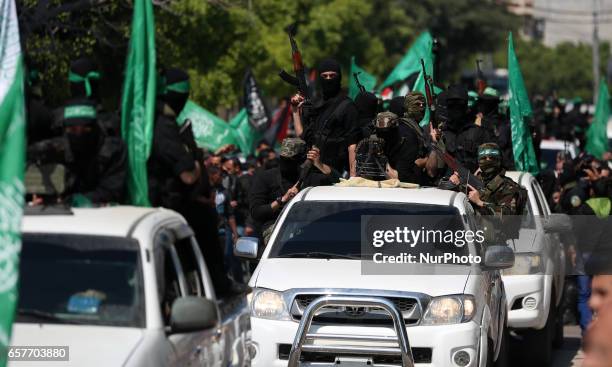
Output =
[
  {"x1": 302, "y1": 94, "x2": 358, "y2": 172},
  {"x1": 65, "y1": 135, "x2": 127, "y2": 204},
  {"x1": 249, "y1": 167, "x2": 337, "y2": 232},
  {"x1": 148, "y1": 112, "x2": 197, "y2": 209}
]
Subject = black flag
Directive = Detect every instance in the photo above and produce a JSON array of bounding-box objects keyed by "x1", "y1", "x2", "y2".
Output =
[{"x1": 243, "y1": 69, "x2": 270, "y2": 132}]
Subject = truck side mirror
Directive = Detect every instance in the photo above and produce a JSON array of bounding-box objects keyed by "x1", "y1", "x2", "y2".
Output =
[
  {"x1": 483, "y1": 245, "x2": 515, "y2": 270},
  {"x1": 170, "y1": 297, "x2": 218, "y2": 333},
  {"x1": 234, "y1": 237, "x2": 259, "y2": 259},
  {"x1": 543, "y1": 213, "x2": 572, "y2": 233}
]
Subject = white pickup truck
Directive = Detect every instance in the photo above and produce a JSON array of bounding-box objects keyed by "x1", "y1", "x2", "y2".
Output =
[
  {"x1": 11, "y1": 206, "x2": 251, "y2": 367},
  {"x1": 238, "y1": 185, "x2": 513, "y2": 367},
  {"x1": 502, "y1": 171, "x2": 569, "y2": 366}
]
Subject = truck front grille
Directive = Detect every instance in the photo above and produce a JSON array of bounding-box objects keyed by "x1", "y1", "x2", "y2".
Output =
[{"x1": 291, "y1": 294, "x2": 421, "y2": 325}]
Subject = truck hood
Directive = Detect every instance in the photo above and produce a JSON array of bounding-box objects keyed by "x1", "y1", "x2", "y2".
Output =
[
  {"x1": 9, "y1": 323, "x2": 144, "y2": 367},
  {"x1": 254, "y1": 259, "x2": 471, "y2": 297}
]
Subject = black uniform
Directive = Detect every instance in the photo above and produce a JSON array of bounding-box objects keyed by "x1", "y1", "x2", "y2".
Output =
[
  {"x1": 301, "y1": 58, "x2": 358, "y2": 173},
  {"x1": 249, "y1": 167, "x2": 336, "y2": 234},
  {"x1": 148, "y1": 110, "x2": 197, "y2": 209},
  {"x1": 302, "y1": 95, "x2": 357, "y2": 173},
  {"x1": 63, "y1": 134, "x2": 127, "y2": 204}
]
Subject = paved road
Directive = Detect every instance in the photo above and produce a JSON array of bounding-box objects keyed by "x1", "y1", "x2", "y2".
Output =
[
  {"x1": 552, "y1": 326, "x2": 583, "y2": 367},
  {"x1": 509, "y1": 326, "x2": 583, "y2": 367}
]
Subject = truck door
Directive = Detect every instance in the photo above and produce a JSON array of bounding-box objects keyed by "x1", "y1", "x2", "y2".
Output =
[{"x1": 155, "y1": 228, "x2": 222, "y2": 367}]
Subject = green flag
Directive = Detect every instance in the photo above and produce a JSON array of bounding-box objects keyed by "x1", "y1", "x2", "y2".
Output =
[
  {"x1": 177, "y1": 100, "x2": 237, "y2": 152},
  {"x1": 380, "y1": 31, "x2": 433, "y2": 89},
  {"x1": 230, "y1": 108, "x2": 262, "y2": 155},
  {"x1": 348, "y1": 56, "x2": 377, "y2": 100},
  {"x1": 586, "y1": 79, "x2": 610, "y2": 158},
  {"x1": 507, "y1": 32, "x2": 539, "y2": 175},
  {"x1": 0, "y1": 0, "x2": 25, "y2": 363},
  {"x1": 121, "y1": 0, "x2": 156, "y2": 207}
]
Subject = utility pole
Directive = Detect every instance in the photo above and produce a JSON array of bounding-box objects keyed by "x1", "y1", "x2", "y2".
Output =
[{"x1": 593, "y1": 0, "x2": 600, "y2": 103}]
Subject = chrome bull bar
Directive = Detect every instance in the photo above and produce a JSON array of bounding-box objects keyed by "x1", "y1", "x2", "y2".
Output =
[{"x1": 287, "y1": 295, "x2": 415, "y2": 367}]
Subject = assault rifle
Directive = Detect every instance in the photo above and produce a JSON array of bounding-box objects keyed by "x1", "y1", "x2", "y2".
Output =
[
  {"x1": 278, "y1": 24, "x2": 311, "y2": 101},
  {"x1": 420, "y1": 59, "x2": 436, "y2": 128}
]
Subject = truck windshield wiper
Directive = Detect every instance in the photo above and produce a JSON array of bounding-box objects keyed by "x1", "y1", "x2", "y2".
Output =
[
  {"x1": 278, "y1": 252, "x2": 361, "y2": 260},
  {"x1": 17, "y1": 309, "x2": 84, "y2": 324}
]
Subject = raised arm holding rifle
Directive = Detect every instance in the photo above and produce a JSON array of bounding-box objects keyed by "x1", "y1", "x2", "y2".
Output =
[{"x1": 279, "y1": 27, "x2": 357, "y2": 186}]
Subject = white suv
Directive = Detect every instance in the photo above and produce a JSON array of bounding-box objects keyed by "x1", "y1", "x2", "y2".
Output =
[
  {"x1": 238, "y1": 186, "x2": 513, "y2": 367},
  {"x1": 502, "y1": 171, "x2": 568, "y2": 366},
  {"x1": 12, "y1": 206, "x2": 250, "y2": 367}
]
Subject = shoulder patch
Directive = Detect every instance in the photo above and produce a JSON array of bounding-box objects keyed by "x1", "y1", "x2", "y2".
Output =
[{"x1": 571, "y1": 195, "x2": 582, "y2": 208}]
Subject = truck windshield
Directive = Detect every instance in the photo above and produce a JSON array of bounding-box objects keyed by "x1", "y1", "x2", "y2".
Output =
[
  {"x1": 269, "y1": 201, "x2": 471, "y2": 261},
  {"x1": 18, "y1": 234, "x2": 145, "y2": 328}
]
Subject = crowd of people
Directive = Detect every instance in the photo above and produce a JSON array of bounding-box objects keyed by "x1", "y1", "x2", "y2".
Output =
[{"x1": 24, "y1": 55, "x2": 612, "y2": 365}]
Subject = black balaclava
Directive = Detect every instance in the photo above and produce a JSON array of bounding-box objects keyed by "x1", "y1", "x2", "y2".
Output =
[
  {"x1": 69, "y1": 57, "x2": 100, "y2": 100},
  {"x1": 354, "y1": 91, "x2": 378, "y2": 120},
  {"x1": 161, "y1": 68, "x2": 190, "y2": 115},
  {"x1": 478, "y1": 143, "x2": 503, "y2": 181},
  {"x1": 388, "y1": 96, "x2": 405, "y2": 117},
  {"x1": 63, "y1": 99, "x2": 100, "y2": 157},
  {"x1": 318, "y1": 58, "x2": 342, "y2": 100},
  {"x1": 445, "y1": 85, "x2": 469, "y2": 128},
  {"x1": 478, "y1": 95, "x2": 500, "y2": 116}
]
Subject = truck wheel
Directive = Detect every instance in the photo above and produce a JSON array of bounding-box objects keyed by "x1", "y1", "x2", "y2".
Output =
[
  {"x1": 523, "y1": 308, "x2": 554, "y2": 367},
  {"x1": 493, "y1": 327, "x2": 509, "y2": 367},
  {"x1": 552, "y1": 295, "x2": 564, "y2": 349}
]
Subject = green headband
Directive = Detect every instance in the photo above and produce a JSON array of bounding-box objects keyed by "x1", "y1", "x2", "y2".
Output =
[
  {"x1": 158, "y1": 79, "x2": 190, "y2": 95},
  {"x1": 64, "y1": 105, "x2": 97, "y2": 120},
  {"x1": 478, "y1": 148, "x2": 501, "y2": 158},
  {"x1": 68, "y1": 71, "x2": 101, "y2": 97}
]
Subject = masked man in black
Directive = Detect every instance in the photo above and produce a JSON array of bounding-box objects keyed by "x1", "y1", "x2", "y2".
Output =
[
  {"x1": 348, "y1": 91, "x2": 378, "y2": 176},
  {"x1": 373, "y1": 112, "x2": 420, "y2": 184},
  {"x1": 292, "y1": 58, "x2": 358, "y2": 174},
  {"x1": 441, "y1": 84, "x2": 495, "y2": 173},
  {"x1": 250, "y1": 138, "x2": 340, "y2": 244},
  {"x1": 61, "y1": 99, "x2": 127, "y2": 205}
]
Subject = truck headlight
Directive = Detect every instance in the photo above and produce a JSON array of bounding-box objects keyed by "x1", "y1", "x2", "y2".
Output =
[
  {"x1": 250, "y1": 289, "x2": 290, "y2": 320},
  {"x1": 502, "y1": 253, "x2": 542, "y2": 276},
  {"x1": 422, "y1": 295, "x2": 476, "y2": 325}
]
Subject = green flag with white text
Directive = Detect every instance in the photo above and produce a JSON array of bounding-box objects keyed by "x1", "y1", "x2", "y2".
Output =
[
  {"x1": 348, "y1": 57, "x2": 377, "y2": 100},
  {"x1": 508, "y1": 32, "x2": 539, "y2": 175},
  {"x1": 380, "y1": 31, "x2": 433, "y2": 89},
  {"x1": 586, "y1": 79, "x2": 610, "y2": 159},
  {"x1": 177, "y1": 100, "x2": 237, "y2": 152},
  {"x1": 121, "y1": 0, "x2": 156, "y2": 207},
  {"x1": 0, "y1": 0, "x2": 26, "y2": 364}
]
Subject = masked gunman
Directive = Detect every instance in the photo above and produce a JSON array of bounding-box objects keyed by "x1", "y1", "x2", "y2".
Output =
[
  {"x1": 292, "y1": 58, "x2": 358, "y2": 173},
  {"x1": 249, "y1": 138, "x2": 339, "y2": 243},
  {"x1": 61, "y1": 99, "x2": 127, "y2": 205}
]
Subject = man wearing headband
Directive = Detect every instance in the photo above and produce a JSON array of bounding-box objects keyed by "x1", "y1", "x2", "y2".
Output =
[
  {"x1": 62, "y1": 99, "x2": 127, "y2": 205},
  {"x1": 465, "y1": 142, "x2": 524, "y2": 217},
  {"x1": 68, "y1": 57, "x2": 120, "y2": 137}
]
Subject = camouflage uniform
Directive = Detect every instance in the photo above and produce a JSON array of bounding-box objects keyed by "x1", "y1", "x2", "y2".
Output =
[{"x1": 474, "y1": 143, "x2": 525, "y2": 217}]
